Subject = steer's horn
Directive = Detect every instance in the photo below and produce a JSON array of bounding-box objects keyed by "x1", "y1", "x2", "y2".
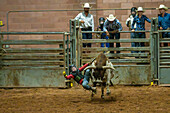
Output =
[
  {"x1": 102, "y1": 66, "x2": 115, "y2": 70},
  {"x1": 84, "y1": 66, "x2": 96, "y2": 71}
]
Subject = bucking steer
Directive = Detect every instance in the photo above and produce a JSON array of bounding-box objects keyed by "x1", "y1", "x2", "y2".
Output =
[{"x1": 84, "y1": 53, "x2": 116, "y2": 99}]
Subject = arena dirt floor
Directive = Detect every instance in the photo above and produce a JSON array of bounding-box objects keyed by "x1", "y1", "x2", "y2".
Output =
[{"x1": 0, "y1": 85, "x2": 169, "y2": 113}]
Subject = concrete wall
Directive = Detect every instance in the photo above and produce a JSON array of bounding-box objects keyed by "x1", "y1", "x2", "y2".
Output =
[{"x1": 0, "y1": 0, "x2": 169, "y2": 47}]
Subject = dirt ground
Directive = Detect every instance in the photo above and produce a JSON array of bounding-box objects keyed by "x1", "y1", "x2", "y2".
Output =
[{"x1": 0, "y1": 86, "x2": 169, "y2": 113}]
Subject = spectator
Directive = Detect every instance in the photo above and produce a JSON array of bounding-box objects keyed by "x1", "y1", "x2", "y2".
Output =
[
  {"x1": 132, "y1": 7, "x2": 151, "y2": 53},
  {"x1": 74, "y1": 3, "x2": 94, "y2": 48},
  {"x1": 97, "y1": 17, "x2": 109, "y2": 48},
  {"x1": 126, "y1": 7, "x2": 137, "y2": 53},
  {"x1": 157, "y1": 4, "x2": 170, "y2": 47},
  {"x1": 103, "y1": 14, "x2": 122, "y2": 54}
]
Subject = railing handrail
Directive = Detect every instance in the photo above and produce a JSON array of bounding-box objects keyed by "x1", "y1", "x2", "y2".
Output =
[
  {"x1": 81, "y1": 30, "x2": 151, "y2": 33},
  {"x1": 0, "y1": 32, "x2": 68, "y2": 35},
  {"x1": 158, "y1": 30, "x2": 170, "y2": 33}
]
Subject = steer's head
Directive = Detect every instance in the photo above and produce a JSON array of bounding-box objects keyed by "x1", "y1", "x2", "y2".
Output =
[{"x1": 84, "y1": 53, "x2": 115, "y2": 79}]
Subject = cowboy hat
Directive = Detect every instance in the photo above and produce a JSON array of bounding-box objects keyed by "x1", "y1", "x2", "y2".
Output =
[
  {"x1": 106, "y1": 14, "x2": 116, "y2": 21},
  {"x1": 82, "y1": 3, "x2": 92, "y2": 8},
  {"x1": 137, "y1": 7, "x2": 145, "y2": 12},
  {"x1": 157, "y1": 4, "x2": 168, "y2": 11}
]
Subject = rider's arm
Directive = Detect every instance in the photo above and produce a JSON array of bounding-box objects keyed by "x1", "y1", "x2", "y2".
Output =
[
  {"x1": 64, "y1": 74, "x2": 74, "y2": 79},
  {"x1": 79, "y1": 63, "x2": 89, "y2": 71}
]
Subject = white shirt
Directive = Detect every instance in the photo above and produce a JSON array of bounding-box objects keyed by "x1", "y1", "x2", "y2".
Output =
[
  {"x1": 126, "y1": 15, "x2": 136, "y2": 29},
  {"x1": 74, "y1": 12, "x2": 94, "y2": 31}
]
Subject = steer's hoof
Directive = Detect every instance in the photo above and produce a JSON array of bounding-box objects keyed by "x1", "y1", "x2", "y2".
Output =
[
  {"x1": 101, "y1": 95, "x2": 104, "y2": 99},
  {"x1": 106, "y1": 91, "x2": 111, "y2": 95},
  {"x1": 91, "y1": 87, "x2": 97, "y2": 94}
]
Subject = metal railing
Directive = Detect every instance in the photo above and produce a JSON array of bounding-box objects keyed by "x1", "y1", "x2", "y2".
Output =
[
  {"x1": 70, "y1": 17, "x2": 170, "y2": 85},
  {"x1": 0, "y1": 31, "x2": 70, "y2": 70}
]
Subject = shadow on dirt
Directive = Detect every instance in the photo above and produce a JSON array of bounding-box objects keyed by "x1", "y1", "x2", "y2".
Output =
[{"x1": 86, "y1": 96, "x2": 117, "y2": 104}]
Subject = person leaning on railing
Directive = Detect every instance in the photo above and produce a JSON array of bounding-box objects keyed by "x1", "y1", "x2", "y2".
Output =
[
  {"x1": 74, "y1": 3, "x2": 94, "y2": 48},
  {"x1": 103, "y1": 14, "x2": 123, "y2": 54},
  {"x1": 157, "y1": 4, "x2": 170, "y2": 47},
  {"x1": 97, "y1": 17, "x2": 109, "y2": 48},
  {"x1": 126, "y1": 7, "x2": 137, "y2": 53},
  {"x1": 131, "y1": 7, "x2": 151, "y2": 53}
]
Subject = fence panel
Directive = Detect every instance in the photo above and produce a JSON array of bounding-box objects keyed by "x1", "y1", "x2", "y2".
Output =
[
  {"x1": 0, "y1": 32, "x2": 69, "y2": 87},
  {"x1": 79, "y1": 30, "x2": 151, "y2": 85},
  {"x1": 158, "y1": 32, "x2": 170, "y2": 86}
]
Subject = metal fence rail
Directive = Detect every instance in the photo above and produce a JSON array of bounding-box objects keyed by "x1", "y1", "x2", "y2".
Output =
[
  {"x1": 0, "y1": 32, "x2": 67, "y2": 70},
  {"x1": 79, "y1": 37, "x2": 151, "y2": 65}
]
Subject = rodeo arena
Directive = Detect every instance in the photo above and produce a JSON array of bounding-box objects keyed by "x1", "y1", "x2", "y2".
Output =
[{"x1": 0, "y1": 0, "x2": 170, "y2": 113}]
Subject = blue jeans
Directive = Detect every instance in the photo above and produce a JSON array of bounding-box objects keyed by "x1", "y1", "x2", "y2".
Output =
[
  {"x1": 82, "y1": 69, "x2": 91, "y2": 90},
  {"x1": 109, "y1": 33, "x2": 120, "y2": 53},
  {"x1": 162, "y1": 32, "x2": 170, "y2": 47},
  {"x1": 101, "y1": 33, "x2": 109, "y2": 48},
  {"x1": 134, "y1": 32, "x2": 146, "y2": 53},
  {"x1": 82, "y1": 28, "x2": 92, "y2": 47}
]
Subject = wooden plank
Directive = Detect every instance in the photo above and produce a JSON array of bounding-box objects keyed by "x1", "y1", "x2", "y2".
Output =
[
  {"x1": 82, "y1": 53, "x2": 149, "y2": 58},
  {"x1": 4, "y1": 48, "x2": 63, "y2": 53},
  {"x1": 2, "y1": 60, "x2": 64, "y2": 66},
  {"x1": 82, "y1": 47, "x2": 150, "y2": 51},
  {"x1": 2, "y1": 40, "x2": 63, "y2": 45},
  {"x1": 82, "y1": 59, "x2": 150, "y2": 63},
  {"x1": 82, "y1": 39, "x2": 150, "y2": 43},
  {"x1": 2, "y1": 54, "x2": 64, "y2": 60}
]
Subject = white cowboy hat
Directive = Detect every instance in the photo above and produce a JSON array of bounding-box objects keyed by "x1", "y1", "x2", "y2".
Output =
[
  {"x1": 137, "y1": 7, "x2": 145, "y2": 12},
  {"x1": 106, "y1": 14, "x2": 116, "y2": 21},
  {"x1": 157, "y1": 4, "x2": 168, "y2": 11},
  {"x1": 82, "y1": 3, "x2": 92, "y2": 8}
]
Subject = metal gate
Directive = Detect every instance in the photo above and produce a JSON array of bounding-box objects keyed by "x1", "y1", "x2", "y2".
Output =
[
  {"x1": 0, "y1": 32, "x2": 70, "y2": 87},
  {"x1": 158, "y1": 35, "x2": 170, "y2": 86},
  {"x1": 78, "y1": 32, "x2": 151, "y2": 85},
  {"x1": 74, "y1": 17, "x2": 170, "y2": 85},
  {"x1": 151, "y1": 18, "x2": 170, "y2": 86}
]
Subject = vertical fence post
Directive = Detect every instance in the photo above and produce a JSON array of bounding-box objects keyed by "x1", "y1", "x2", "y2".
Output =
[
  {"x1": 150, "y1": 17, "x2": 159, "y2": 85},
  {"x1": 63, "y1": 33, "x2": 66, "y2": 70},
  {"x1": 66, "y1": 33, "x2": 70, "y2": 75},
  {"x1": 0, "y1": 33, "x2": 2, "y2": 68},
  {"x1": 73, "y1": 20, "x2": 77, "y2": 66},
  {"x1": 69, "y1": 20, "x2": 73, "y2": 65},
  {"x1": 59, "y1": 42, "x2": 64, "y2": 67},
  {"x1": 76, "y1": 20, "x2": 80, "y2": 68},
  {"x1": 80, "y1": 32, "x2": 83, "y2": 66}
]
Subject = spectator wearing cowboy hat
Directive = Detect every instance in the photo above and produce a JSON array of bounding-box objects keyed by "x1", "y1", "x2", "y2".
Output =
[
  {"x1": 157, "y1": 4, "x2": 170, "y2": 47},
  {"x1": 131, "y1": 7, "x2": 151, "y2": 53},
  {"x1": 74, "y1": 3, "x2": 94, "y2": 48},
  {"x1": 103, "y1": 14, "x2": 122, "y2": 54}
]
